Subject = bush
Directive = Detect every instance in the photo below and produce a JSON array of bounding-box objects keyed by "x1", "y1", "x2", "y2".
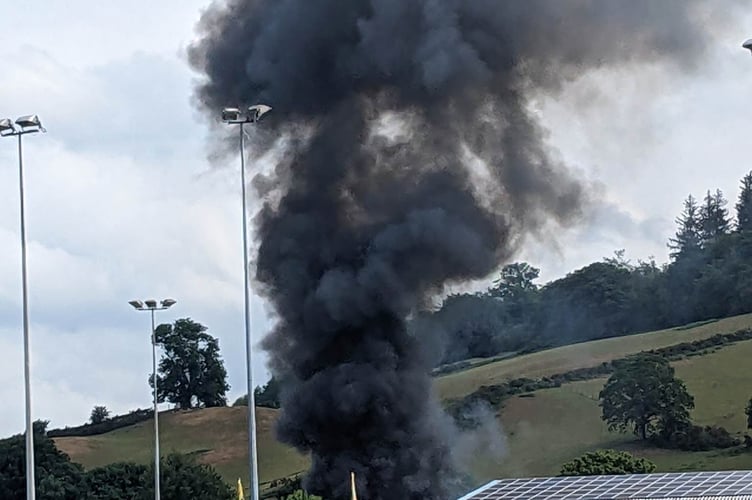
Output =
[
  {"x1": 86, "y1": 454, "x2": 232, "y2": 500},
  {"x1": 262, "y1": 474, "x2": 304, "y2": 499},
  {"x1": 161, "y1": 453, "x2": 233, "y2": 499},
  {"x1": 285, "y1": 491, "x2": 322, "y2": 500},
  {"x1": 86, "y1": 462, "x2": 150, "y2": 499},
  {"x1": 654, "y1": 424, "x2": 740, "y2": 451},
  {"x1": 560, "y1": 449, "x2": 656, "y2": 476}
]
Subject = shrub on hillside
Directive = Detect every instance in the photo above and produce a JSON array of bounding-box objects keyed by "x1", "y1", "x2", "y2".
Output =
[
  {"x1": 262, "y1": 474, "x2": 304, "y2": 499},
  {"x1": 160, "y1": 453, "x2": 233, "y2": 499},
  {"x1": 559, "y1": 449, "x2": 656, "y2": 476},
  {"x1": 654, "y1": 424, "x2": 740, "y2": 451},
  {"x1": 86, "y1": 454, "x2": 232, "y2": 499},
  {"x1": 284, "y1": 491, "x2": 323, "y2": 500},
  {"x1": 744, "y1": 435, "x2": 752, "y2": 448},
  {"x1": 86, "y1": 462, "x2": 150, "y2": 499}
]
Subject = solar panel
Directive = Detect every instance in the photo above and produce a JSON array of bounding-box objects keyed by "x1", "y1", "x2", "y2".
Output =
[{"x1": 459, "y1": 470, "x2": 752, "y2": 499}]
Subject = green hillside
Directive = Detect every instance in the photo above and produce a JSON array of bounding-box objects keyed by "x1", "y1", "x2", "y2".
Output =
[
  {"x1": 55, "y1": 312, "x2": 752, "y2": 486},
  {"x1": 492, "y1": 336, "x2": 752, "y2": 480},
  {"x1": 55, "y1": 407, "x2": 309, "y2": 487},
  {"x1": 436, "y1": 314, "x2": 752, "y2": 400}
]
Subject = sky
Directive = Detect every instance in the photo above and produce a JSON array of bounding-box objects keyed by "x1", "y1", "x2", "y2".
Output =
[{"x1": 0, "y1": 2, "x2": 750, "y2": 437}]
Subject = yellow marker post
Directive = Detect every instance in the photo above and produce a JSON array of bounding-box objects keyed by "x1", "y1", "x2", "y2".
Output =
[
  {"x1": 351, "y1": 472, "x2": 358, "y2": 500},
  {"x1": 237, "y1": 478, "x2": 245, "y2": 500}
]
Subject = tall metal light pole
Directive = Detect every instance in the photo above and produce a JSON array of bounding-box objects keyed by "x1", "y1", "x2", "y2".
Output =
[
  {"x1": 1, "y1": 114, "x2": 45, "y2": 500},
  {"x1": 128, "y1": 298, "x2": 177, "y2": 500},
  {"x1": 221, "y1": 104, "x2": 272, "y2": 500}
]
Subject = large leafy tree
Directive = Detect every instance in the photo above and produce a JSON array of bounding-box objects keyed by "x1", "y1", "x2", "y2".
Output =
[
  {"x1": 599, "y1": 354, "x2": 694, "y2": 440},
  {"x1": 488, "y1": 262, "x2": 541, "y2": 331},
  {"x1": 488, "y1": 262, "x2": 540, "y2": 300},
  {"x1": 90, "y1": 406, "x2": 111, "y2": 425},
  {"x1": 559, "y1": 449, "x2": 656, "y2": 476},
  {"x1": 151, "y1": 318, "x2": 230, "y2": 409},
  {"x1": 540, "y1": 262, "x2": 634, "y2": 343},
  {"x1": 254, "y1": 376, "x2": 282, "y2": 408},
  {"x1": 412, "y1": 293, "x2": 512, "y2": 364},
  {"x1": 627, "y1": 257, "x2": 667, "y2": 332}
]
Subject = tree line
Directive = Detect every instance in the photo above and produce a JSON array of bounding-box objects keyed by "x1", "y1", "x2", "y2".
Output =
[{"x1": 419, "y1": 171, "x2": 752, "y2": 366}]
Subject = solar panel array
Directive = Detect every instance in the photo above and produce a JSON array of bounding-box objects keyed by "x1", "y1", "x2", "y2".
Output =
[{"x1": 460, "y1": 471, "x2": 752, "y2": 500}]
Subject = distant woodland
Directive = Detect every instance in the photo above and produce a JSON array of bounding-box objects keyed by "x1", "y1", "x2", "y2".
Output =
[{"x1": 418, "y1": 171, "x2": 752, "y2": 366}]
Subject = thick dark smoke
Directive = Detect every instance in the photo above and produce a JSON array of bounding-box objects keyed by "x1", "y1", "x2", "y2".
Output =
[{"x1": 189, "y1": 1, "x2": 728, "y2": 498}]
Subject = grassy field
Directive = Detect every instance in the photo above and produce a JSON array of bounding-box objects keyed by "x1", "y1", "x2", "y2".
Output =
[
  {"x1": 54, "y1": 312, "x2": 752, "y2": 487},
  {"x1": 436, "y1": 314, "x2": 752, "y2": 400},
  {"x1": 487, "y1": 336, "x2": 752, "y2": 480},
  {"x1": 55, "y1": 407, "x2": 309, "y2": 486}
]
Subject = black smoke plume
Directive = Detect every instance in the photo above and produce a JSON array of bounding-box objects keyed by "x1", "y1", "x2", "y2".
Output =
[{"x1": 189, "y1": 1, "x2": 731, "y2": 498}]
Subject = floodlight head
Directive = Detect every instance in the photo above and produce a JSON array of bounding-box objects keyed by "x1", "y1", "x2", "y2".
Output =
[
  {"x1": 161, "y1": 298, "x2": 176, "y2": 309},
  {"x1": 15, "y1": 114, "x2": 45, "y2": 132},
  {"x1": 248, "y1": 104, "x2": 272, "y2": 123},
  {"x1": 744, "y1": 38, "x2": 752, "y2": 54},
  {"x1": 144, "y1": 299, "x2": 158, "y2": 309},
  {"x1": 0, "y1": 118, "x2": 15, "y2": 136},
  {"x1": 222, "y1": 107, "x2": 242, "y2": 123},
  {"x1": 128, "y1": 300, "x2": 144, "y2": 310}
]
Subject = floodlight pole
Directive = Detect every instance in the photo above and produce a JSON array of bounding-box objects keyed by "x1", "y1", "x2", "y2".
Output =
[
  {"x1": 150, "y1": 307, "x2": 160, "y2": 500},
  {"x1": 18, "y1": 132, "x2": 34, "y2": 500},
  {"x1": 129, "y1": 299, "x2": 176, "y2": 500},
  {"x1": 1, "y1": 117, "x2": 44, "y2": 500},
  {"x1": 18, "y1": 133, "x2": 36, "y2": 500},
  {"x1": 239, "y1": 120, "x2": 260, "y2": 500},
  {"x1": 222, "y1": 106, "x2": 270, "y2": 500}
]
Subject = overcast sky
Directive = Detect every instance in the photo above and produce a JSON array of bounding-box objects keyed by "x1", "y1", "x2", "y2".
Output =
[{"x1": 0, "y1": 2, "x2": 750, "y2": 436}]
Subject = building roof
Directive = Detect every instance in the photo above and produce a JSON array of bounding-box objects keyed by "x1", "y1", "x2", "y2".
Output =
[{"x1": 458, "y1": 471, "x2": 752, "y2": 500}]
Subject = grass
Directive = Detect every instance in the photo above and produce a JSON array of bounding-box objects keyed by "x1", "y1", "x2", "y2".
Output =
[
  {"x1": 53, "y1": 312, "x2": 752, "y2": 487},
  {"x1": 487, "y1": 336, "x2": 752, "y2": 479},
  {"x1": 55, "y1": 407, "x2": 309, "y2": 486},
  {"x1": 435, "y1": 313, "x2": 752, "y2": 400}
]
